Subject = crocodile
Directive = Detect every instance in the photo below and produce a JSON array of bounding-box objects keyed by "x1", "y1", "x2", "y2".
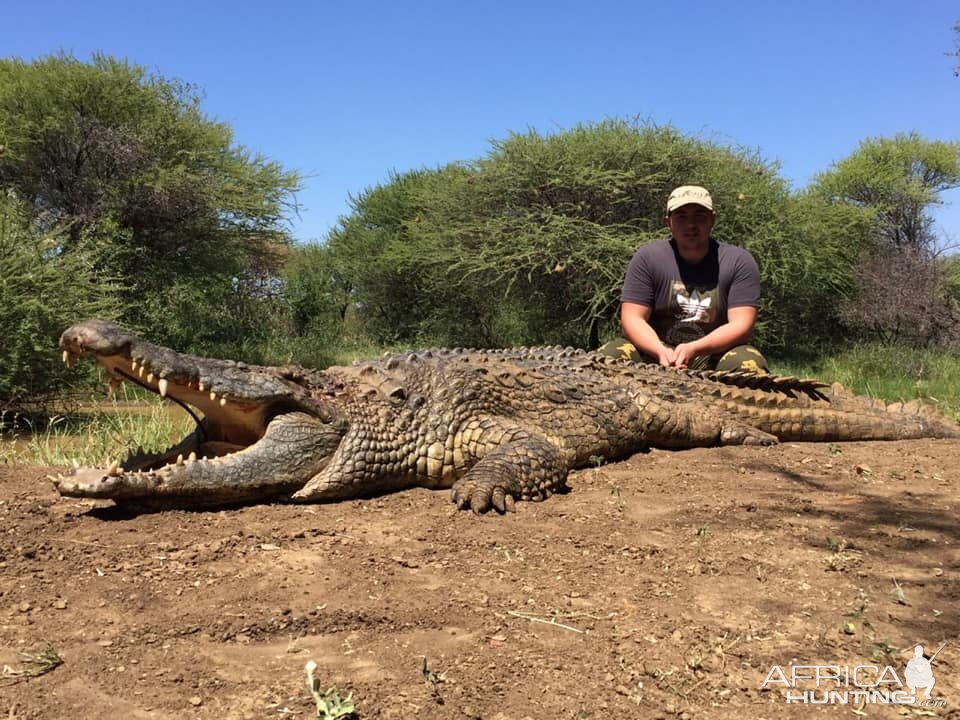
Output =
[{"x1": 52, "y1": 319, "x2": 960, "y2": 512}]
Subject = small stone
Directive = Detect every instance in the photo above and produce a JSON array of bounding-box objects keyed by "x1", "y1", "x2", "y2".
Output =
[
  {"x1": 53, "y1": 599, "x2": 68, "y2": 610},
  {"x1": 97, "y1": 639, "x2": 114, "y2": 647},
  {"x1": 188, "y1": 696, "x2": 202, "y2": 706},
  {"x1": 17, "y1": 602, "x2": 31, "y2": 613}
]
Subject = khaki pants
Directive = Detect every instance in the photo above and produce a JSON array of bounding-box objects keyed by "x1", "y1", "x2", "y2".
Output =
[{"x1": 596, "y1": 338, "x2": 768, "y2": 374}]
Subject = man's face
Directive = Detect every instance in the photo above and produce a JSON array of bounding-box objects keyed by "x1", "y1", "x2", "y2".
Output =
[{"x1": 665, "y1": 203, "x2": 715, "y2": 247}]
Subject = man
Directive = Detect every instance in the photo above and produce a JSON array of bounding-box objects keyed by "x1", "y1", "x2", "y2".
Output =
[{"x1": 599, "y1": 185, "x2": 768, "y2": 373}]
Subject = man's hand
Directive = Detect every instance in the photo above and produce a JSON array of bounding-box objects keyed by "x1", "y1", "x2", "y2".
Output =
[
  {"x1": 655, "y1": 346, "x2": 677, "y2": 367},
  {"x1": 621, "y1": 303, "x2": 678, "y2": 366},
  {"x1": 672, "y1": 342, "x2": 699, "y2": 368}
]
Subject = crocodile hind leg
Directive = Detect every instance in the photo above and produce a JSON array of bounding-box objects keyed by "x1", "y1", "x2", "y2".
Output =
[
  {"x1": 636, "y1": 395, "x2": 779, "y2": 448},
  {"x1": 450, "y1": 433, "x2": 567, "y2": 514}
]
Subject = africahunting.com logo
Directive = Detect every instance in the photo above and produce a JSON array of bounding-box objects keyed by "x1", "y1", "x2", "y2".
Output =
[{"x1": 761, "y1": 643, "x2": 946, "y2": 706}]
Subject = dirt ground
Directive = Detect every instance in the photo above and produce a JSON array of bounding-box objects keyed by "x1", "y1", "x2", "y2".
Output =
[{"x1": 1, "y1": 440, "x2": 958, "y2": 719}]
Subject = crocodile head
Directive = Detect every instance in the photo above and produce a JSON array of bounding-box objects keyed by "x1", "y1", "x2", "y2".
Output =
[{"x1": 53, "y1": 320, "x2": 346, "y2": 506}]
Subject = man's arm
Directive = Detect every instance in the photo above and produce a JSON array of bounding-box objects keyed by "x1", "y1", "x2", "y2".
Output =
[
  {"x1": 621, "y1": 302, "x2": 676, "y2": 366},
  {"x1": 673, "y1": 305, "x2": 757, "y2": 368}
]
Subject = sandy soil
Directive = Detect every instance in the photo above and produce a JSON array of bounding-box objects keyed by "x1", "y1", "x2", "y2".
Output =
[{"x1": 1, "y1": 440, "x2": 958, "y2": 719}]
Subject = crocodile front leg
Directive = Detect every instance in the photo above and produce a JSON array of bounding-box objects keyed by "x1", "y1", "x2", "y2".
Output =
[
  {"x1": 450, "y1": 433, "x2": 567, "y2": 513},
  {"x1": 291, "y1": 418, "x2": 569, "y2": 512}
]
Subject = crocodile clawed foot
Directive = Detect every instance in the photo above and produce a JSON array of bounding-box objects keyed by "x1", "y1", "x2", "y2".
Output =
[
  {"x1": 719, "y1": 422, "x2": 779, "y2": 446},
  {"x1": 451, "y1": 477, "x2": 519, "y2": 514}
]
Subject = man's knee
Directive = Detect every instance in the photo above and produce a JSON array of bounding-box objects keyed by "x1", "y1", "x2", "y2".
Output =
[
  {"x1": 715, "y1": 345, "x2": 768, "y2": 374},
  {"x1": 596, "y1": 337, "x2": 643, "y2": 363}
]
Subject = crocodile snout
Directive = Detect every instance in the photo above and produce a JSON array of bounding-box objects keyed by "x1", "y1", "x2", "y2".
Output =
[{"x1": 59, "y1": 319, "x2": 133, "y2": 357}]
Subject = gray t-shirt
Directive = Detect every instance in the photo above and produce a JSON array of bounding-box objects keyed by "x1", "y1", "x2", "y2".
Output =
[{"x1": 620, "y1": 238, "x2": 761, "y2": 347}]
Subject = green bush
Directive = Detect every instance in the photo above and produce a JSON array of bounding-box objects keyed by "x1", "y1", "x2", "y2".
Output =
[
  {"x1": 313, "y1": 120, "x2": 866, "y2": 353},
  {"x1": 0, "y1": 193, "x2": 119, "y2": 410}
]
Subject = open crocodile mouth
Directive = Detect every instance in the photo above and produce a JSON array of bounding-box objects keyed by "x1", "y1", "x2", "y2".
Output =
[
  {"x1": 60, "y1": 348, "x2": 267, "y2": 477},
  {"x1": 52, "y1": 320, "x2": 343, "y2": 504}
]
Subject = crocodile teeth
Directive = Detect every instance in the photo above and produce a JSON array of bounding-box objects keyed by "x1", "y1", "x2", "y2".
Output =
[
  {"x1": 198, "y1": 381, "x2": 205, "y2": 392},
  {"x1": 146, "y1": 372, "x2": 154, "y2": 383},
  {"x1": 138, "y1": 366, "x2": 145, "y2": 378},
  {"x1": 176, "y1": 454, "x2": 184, "y2": 466},
  {"x1": 209, "y1": 391, "x2": 217, "y2": 401},
  {"x1": 158, "y1": 378, "x2": 168, "y2": 397},
  {"x1": 131, "y1": 359, "x2": 138, "y2": 372},
  {"x1": 188, "y1": 451, "x2": 197, "y2": 462},
  {"x1": 62, "y1": 350, "x2": 73, "y2": 368},
  {"x1": 71, "y1": 458, "x2": 80, "y2": 469},
  {"x1": 107, "y1": 460, "x2": 121, "y2": 477},
  {"x1": 219, "y1": 397, "x2": 227, "y2": 407}
]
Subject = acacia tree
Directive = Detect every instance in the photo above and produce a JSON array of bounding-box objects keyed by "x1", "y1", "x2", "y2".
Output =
[
  {"x1": 0, "y1": 53, "x2": 301, "y2": 353},
  {"x1": 321, "y1": 168, "x2": 464, "y2": 344},
  {"x1": 814, "y1": 133, "x2": 960, "y2": 252},
  {"x1": 953, "y1": 21, "x2": 960, "y2": 76},
  {"x1": 813, "y1": 133, "x2": 960, "y2": 345}
]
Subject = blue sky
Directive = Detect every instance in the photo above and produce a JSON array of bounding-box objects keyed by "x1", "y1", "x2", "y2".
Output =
[{"x1": 8, "y1": 1, "x2": 960, "y2": 244}]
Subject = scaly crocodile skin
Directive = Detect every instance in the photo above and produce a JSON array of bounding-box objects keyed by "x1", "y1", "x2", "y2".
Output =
[{"x1": 51, "y1": 320, "x2": 960, "y2": 512}]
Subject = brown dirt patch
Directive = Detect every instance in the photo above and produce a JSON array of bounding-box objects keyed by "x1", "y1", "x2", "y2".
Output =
[{"x1": 1, "y1": 440, "x2": 958, "y2": 718}]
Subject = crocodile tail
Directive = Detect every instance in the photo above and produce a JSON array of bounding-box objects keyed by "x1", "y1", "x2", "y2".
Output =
[
  {"x1": 881, "y1": 399, "x2": 960, "y2": 439},
  {"x1": 698, "y1": 378, "x2": 959, "y2": 441},
  {"x1": 762, "y1": 398, "x2": 960, "y2": 441},
  {"x1": 694, "y1": 369, "x2": 829, "y2": 400},
  {"x1": 823, "y1": 384, "x2": 960, "y2": 439}
]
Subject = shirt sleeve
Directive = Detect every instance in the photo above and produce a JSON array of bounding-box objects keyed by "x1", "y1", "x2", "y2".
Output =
[
  {"x1": 620, "y1": 247, "x2": 657, "y2": 306},
  {"x1": 726, "y1": 249, "x2": 761, "y2": 309}
]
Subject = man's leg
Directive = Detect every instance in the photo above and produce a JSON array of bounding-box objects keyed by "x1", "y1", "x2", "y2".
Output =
[
  {"x1": 596, "y1": 339, "x2": 767, "y2": 374},
  {"x1": 597, "y1": 338, "x2": 713, "y2": 369},
  {"x1": 714, "y1": 345, "x2": 768, "y2": 374},
  {"x1": 595, "y1": 337, "x2": 643, "y2": 362}
]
